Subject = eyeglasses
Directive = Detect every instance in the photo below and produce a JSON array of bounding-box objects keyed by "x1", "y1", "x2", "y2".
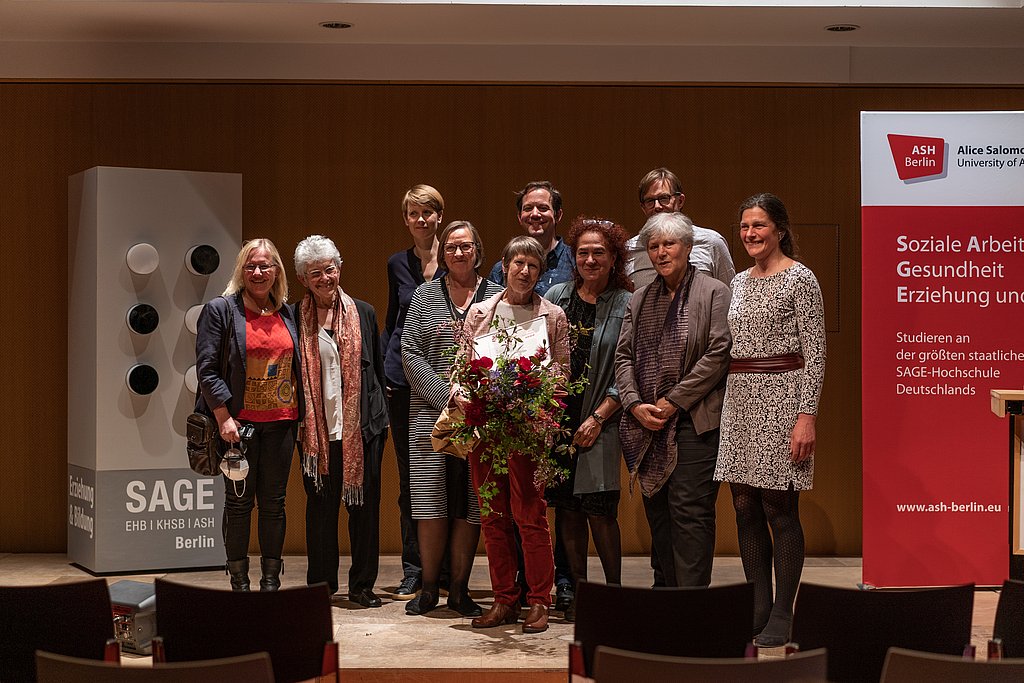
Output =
[
  {"x1": 243, "y1": 263, "x2": 277, "y2": 273},
  {"x1": 307, "y1": 264, "x2": 340, "y2": 280},
  {"x1": 640, "y1": 193, "x2": 682, "y2": 209},
  {"x1": 444, "y1": 242, "x2": 477, "y2": 255}
]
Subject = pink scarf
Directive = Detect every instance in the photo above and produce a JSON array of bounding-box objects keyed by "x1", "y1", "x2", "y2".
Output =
[{"x1": 299, "y1": 288, "x2": 364, "y2": 505}]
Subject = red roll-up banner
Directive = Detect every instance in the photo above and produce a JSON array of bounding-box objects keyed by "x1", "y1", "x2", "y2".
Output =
[{"x1": 861, "y1": 112, "x2": 1024, "y2": 587}]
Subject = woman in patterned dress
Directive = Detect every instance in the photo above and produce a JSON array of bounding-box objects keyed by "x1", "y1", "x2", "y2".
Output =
[
  {"x1": 714, "y1": 193, "x2": 826, "y2": 648},
  {"x1": 401, "y1": 221, "x2": 501, "y2": 617}
]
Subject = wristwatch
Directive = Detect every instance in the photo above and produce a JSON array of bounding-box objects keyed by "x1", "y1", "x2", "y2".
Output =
[{"x1": 591, "y1": 412, "x2": 605, "y2": 425}]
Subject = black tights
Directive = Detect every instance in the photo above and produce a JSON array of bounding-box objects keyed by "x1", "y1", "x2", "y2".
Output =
[
  {"x1": 730, "y1": 483, "x2": 804, "y2": 636},
  {"x1": 557, "y1": 508, "x2": 622, "y2": 587},
  {"x1": 417, "y1": 518, "x2": 479, "y2": 602}
]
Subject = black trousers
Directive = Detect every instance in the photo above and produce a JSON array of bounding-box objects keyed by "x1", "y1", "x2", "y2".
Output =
[
  {"x1": 387, "y1": 386, "x2": 421, "y2": 580},
  {"x1": 642, "y1": 415, "x2": 721, "y2": 587},
  {"x1": 223, "y1": 420, "x2": 296, "y2": 561},
  {"x1": 303, "y1": 432, "x2": 385, "y2": 594}
]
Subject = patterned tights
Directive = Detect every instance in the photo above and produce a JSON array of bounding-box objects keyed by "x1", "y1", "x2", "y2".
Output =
[{"x1": 730, "y1": 482, "x2": 804, "y2": 637}]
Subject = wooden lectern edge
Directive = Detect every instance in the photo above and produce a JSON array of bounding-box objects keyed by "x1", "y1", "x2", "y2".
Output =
[{"x1": 990, "y1": 389, "x2": 1024, "y2": 418}]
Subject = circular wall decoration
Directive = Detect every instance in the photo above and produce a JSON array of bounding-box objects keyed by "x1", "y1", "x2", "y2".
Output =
[
  {"x1": 126, "y1": 364, "x2": 160, "y2": 395},
  {"x1": 184, "y1": 304, "x2": 204, "y2": 335},
  {"x1": 185, "y1": 244, "x2": 220, "y2": 276},
  {"x1": 184, "y1": 365, "x2": 199, "y2": 393},
  {"x1": 126, "y1": 243, "x2": 159, "y2": 275},
  {"x1": 126, "y1": 303, "x2": 160, "y2": 335}
]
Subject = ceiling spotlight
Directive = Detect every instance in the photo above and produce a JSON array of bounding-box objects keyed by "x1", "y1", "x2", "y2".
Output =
[
  {"x1": 825, "y1": 24, "x2": 860, "y2": 32},
  {"x1": 320, "y1": 22, "x2": 353, "y2": 30}
]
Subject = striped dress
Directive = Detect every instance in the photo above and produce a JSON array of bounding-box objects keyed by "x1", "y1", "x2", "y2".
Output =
[{"x1": 401, "y1": 277, "x2": 502, "y2": 521}]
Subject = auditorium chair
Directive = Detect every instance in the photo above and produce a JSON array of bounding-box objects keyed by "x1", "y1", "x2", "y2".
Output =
[
  {"x1": 992, "y1": 578, "x2": 1024, "y2": 658},
  {"x1": 36, "y1": 650, "x2": 275, "y2": 683},
  {"x1": 880, "y1": 647, "x2": 1024, "y2": 682},
  {"x1": 569, "y1": 580, "x2": 753, "y2": 679},
  {"x1": 0, "y1": 578, "x2": 119, "y2": 682},
  {"x1": 593, "y1": 645, "x2": 828, "y2": 682},
  {"x1": 153, "y1": 579, "x2": 336, "y2": 683},
  {"x1": 790, "y1": 582, "x2": 974, "y2": 683}
]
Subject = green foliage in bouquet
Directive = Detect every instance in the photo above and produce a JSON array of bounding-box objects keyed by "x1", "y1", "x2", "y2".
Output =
[{"x1": 446, "y1": 320, "x2": 588, "y2": 516}]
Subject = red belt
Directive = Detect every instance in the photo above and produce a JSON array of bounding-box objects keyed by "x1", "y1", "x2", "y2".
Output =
[{"x1": 729, "y1": 353, "x2": 804, "y2": 374}]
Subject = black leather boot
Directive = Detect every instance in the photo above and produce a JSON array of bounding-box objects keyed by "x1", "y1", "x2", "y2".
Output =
[
  {"x1": 226, "y1": 558, "x2": 250, "y2": 592},
  {"x1": 260, "y1": 557, "x2": 283, "y2": 592}
]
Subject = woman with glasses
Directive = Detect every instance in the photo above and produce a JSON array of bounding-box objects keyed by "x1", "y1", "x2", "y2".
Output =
[
  {"x1": 543, "y1": 217, "x2": 633, "y2": 621},
  {"x1": 293, "y1": 235, "x2": 389, "y2": 608},
  {"x1": 401, "y1": 221, "x2": 501, "y2": 617},
  {"x1": 382, "y1": 184, "x2": 445, "y2": 599},
  {"x1": 195, "y1": 238, "x2": 302, "y2": 591}
]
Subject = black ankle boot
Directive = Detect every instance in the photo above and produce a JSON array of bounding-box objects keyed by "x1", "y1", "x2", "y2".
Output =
[
  {"x1": 226, "y1": 558, "x2": 250, "y2": 591},
  {"x1": 260, "y1": 557, "x2": 282, "y2": 592}
]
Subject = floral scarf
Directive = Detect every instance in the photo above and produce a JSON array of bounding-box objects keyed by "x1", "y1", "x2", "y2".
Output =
[{"x1": 299, "y1": 288, "x2": 364, "y2": 505}]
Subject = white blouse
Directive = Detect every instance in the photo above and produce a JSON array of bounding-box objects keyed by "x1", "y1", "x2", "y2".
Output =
[{"x1": 318, "y1": 327, "x2": 344, "y2": 441}]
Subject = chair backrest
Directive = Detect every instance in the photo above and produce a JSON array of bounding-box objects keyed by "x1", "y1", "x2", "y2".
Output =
[
  {"x1": 35, "y1": 650, "x2": 275, "y2": 683},
  {"x1": 593, "y1": 645, "x2": 828, "y2": 682},
  {"x1": 791, "y1": 582, "x2": 974, "y2": 683},
  {"x1": 993, "y1": 578, "x2": 1024, "y2": 658},
  {"x1": 573, "y1": 581, "x2": 753, "y2": 677},
  {"x1": 0, "y1": 578, "x2": 115, "y2": 682},
  {"x1": 881, "y1": 647, "x2": 1024, "y2": 683},
  {"x1": 154, "y1": 578, "x2": 332, "y2": 683}
]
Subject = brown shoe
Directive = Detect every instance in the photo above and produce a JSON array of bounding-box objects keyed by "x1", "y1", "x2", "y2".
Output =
[
  {"x1": 522, "y1": 604, "x2": 549, "y2": 633},
  {"x1": 471, "y1": 602, "x2": 520, "y2": 628}
]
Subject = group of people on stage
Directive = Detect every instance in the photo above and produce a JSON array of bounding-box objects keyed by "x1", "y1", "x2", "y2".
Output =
[{"x1": 194, "y1": 167, "x2": 825, "y2": 645}]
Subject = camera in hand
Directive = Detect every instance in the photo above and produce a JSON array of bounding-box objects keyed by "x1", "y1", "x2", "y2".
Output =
[{"x1": 220, "y1": 423, "x2": 254, "y2": 482}]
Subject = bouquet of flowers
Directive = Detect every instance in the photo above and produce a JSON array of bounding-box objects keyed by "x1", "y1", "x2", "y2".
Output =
[{"x1": 447, "y1": 321, "x2": 586, "y2": 516}]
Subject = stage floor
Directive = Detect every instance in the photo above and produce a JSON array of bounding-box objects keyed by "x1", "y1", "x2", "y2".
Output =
[{"x1": 0, "y1": 553, "x2": 1000, "y2": 680}]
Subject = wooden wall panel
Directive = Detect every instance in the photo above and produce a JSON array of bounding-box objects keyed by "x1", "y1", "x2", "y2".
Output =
[{"x1": 2, "y1": 82, "x2": 1022, "y2": 558}]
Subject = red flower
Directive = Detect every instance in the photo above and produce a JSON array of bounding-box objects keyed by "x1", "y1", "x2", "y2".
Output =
[
  {"x1": 469, "y1": 356, "x2": 494, "y2": 376},
  {"x1": 464, "y1": 400, "x2": 487, "y2": 427},
  {"x1": 533, "y1": 345, "x2": 548, "y2": 362},
  {"x1": 517, "y1": 356, "x2": 534, "y2": 373},
  {"x1": 517, "y1": 373, "x2": 541, "y2": 389}
]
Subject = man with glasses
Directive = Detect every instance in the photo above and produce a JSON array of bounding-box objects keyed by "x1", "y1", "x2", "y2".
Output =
[
  {"x1": 625, "y1": 168, "x2": 735, "y2": 290},
  {"x1": 488, "y1": 180, "x2": 574, "y2": 295},
  {"x1": 625, "y1": 168, "x2": 735, "y2": 589}
]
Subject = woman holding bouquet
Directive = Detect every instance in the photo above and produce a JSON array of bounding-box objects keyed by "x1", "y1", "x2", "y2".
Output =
[
  {"x1": 401, "y1": 221, "x2": 501, "y2": 617},
  {"x1": 459, "y1": 235, "x2": 571, "y2": 635},
  {"x1": 614, "y1": 212, "x2": 732, "y2": 589},
  {"x1": 543, "y1": 218, "x2": 632, "y2": 620}
]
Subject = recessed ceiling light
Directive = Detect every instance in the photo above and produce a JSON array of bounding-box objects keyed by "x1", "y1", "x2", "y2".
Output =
[
  {"x1": 320, "y1": 22, "x2": 353, "y2": 30},
  {"x1": 825, "y1": 24, "x2": 860, "y2": 32}
]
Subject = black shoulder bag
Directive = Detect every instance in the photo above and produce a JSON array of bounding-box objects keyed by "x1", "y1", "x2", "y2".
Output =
[{"x1": 186, "y1": 305, "x2": 232, "y2": 476}]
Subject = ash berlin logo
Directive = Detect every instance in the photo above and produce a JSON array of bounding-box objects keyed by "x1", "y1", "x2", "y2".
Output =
[{"x1": 887, "y1": 134, "x2": 947, "y2": 182}]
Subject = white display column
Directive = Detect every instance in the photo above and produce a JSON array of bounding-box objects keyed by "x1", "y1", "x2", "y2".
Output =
[{"x1": 68, "y1": 167, "x2": 242, "y2": 573}]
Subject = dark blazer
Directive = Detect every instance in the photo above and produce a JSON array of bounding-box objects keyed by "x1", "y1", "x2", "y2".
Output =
[
  {"x1": 195, "y1": 293, "x2": 303, "y2": 419},
  {"x1": 294, "y1": 296, "x2": 389, "y2": 442}
]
